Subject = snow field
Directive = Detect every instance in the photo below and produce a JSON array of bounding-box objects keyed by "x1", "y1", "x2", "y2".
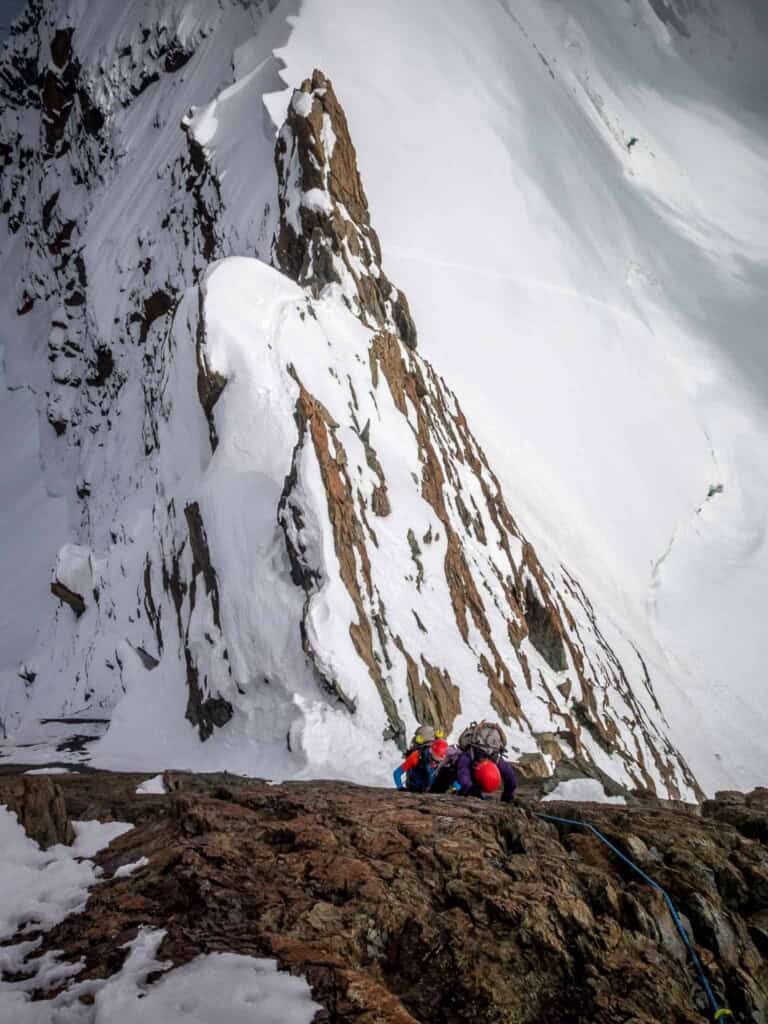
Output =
[{"x1": 268, "y1": 0, "x2": 768, "y2": 791}]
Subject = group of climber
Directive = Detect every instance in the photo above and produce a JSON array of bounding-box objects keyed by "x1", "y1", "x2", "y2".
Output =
[{"x1": 393, "y1": 720, "x2": 517, "y2": 802}]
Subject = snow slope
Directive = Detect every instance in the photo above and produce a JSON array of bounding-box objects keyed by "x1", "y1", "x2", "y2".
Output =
[
  {"x1": 0, "y1": 0, "x2": 766, "y2": 794},
  {"x1": 268, "y1": 0, "x2": 768, "y2": 793}
]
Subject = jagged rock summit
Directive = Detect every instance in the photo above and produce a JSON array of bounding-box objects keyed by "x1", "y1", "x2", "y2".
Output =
[
  {"x1": 0, "y1": 6, "x2": 700, "y2": 799},
  {"x1": 272, "y1": 70, "x2": 418, "y2": 349}
]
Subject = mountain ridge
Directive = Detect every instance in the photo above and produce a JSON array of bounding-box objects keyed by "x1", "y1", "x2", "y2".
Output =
[{"x1": 1, "y1": 0, "x2": 766, "y2": 797}]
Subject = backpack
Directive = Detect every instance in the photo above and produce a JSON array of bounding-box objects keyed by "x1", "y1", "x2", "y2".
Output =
[
  {"x1": 457, "y1": 721, "x2": 507, "y2": 762},
  {"x1": 404, "y1": 741, "x2": 437, "y2": 791}
]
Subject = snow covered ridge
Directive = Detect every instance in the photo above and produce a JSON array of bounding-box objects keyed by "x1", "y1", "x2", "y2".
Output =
[{"x1": 0, "y1": 0, "x2": 714, "y2": 799}]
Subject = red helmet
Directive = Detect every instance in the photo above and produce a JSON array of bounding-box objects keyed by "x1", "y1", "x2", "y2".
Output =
[
  {"x1": 474, "y1": 759, "x2": 501, "y2": 794},
  {"x1": 431, "y1": 739, "x2": 448, "y2": 762}
]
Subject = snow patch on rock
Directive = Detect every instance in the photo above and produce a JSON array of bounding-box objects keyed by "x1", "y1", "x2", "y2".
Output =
[
  {"x1": 112, "y1": 856, "x2": 149, "y2": 878},
  {"x1": 542, "y1": 779, "x2": 627, "y2": 805},
  {"x1": 135, "y1": 774, "x2": 167, "y2": 795},
  {"x1": 0, "y1": 804, "x2": 132, "y2": 939}
]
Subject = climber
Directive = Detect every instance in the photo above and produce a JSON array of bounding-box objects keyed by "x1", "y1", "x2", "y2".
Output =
[
  {"x1": 430, "y1": 721, "x2": 517, "y2": 802},
  {"x1": 393, "y1": 725, "x2": 448, "y2": 793}
]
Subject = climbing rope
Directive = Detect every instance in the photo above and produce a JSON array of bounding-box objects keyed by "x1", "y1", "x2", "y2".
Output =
[{"x1": 535, "y1": 811, "x2": 733, "y2": 1023}]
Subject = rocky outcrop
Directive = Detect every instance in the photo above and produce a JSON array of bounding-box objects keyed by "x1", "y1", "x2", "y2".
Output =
[
  {"x1": 152, "y1": 499, "x2": 233, "y2": 742},
  {"x1": 273, "y1": 70, "x2": 417, "y2": 348},
  {"x1": 194, "y1": 291, "x2": 226, "y2": 451},
  {"x1": 1, "y1": 772, "x2": 765, "y2": 1022},
  {"x1": 6, "y1": 776, "x2": 75, "y2": 848},
  {"x1": 703, "y1": 788, "x2": 768, "y2": 843},
  {"x1": 50, "y1": 580, "x2": 86, "y2": 617}
]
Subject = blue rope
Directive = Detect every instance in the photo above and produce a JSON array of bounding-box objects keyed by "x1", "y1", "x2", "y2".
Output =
[{"x1": 535, "y1": 812, "x2": 732, "y2": 1022}]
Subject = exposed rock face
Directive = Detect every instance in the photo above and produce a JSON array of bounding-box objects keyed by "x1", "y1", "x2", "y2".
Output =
[
  {"x1": 148, "y1": 496, "x2": 233, "y2": 742},
  {"x1": 50, "y1": 580, "x2": 86, "y2": 617},
  {"x1": 7, "y1": 776, "x2": 75, "y2": 848},
  {"x1": 0, "y1": 4, "x2": 253, "y2": 735},
  {"x1": 270, "y1": 93, "x2": 699, "y2": 795},
  {"x1": 0, "y1": 5, "x2": 703, "y2": 799},
  {"x1": 703, "y1": 788, "x2": 768, "y2": 843},
  {"x1": 181, "y1": 501, "x2": 233, "y2": 739},
  {"x1": 1, "y1": 771, "x2": 766, "y2": 1022},
  {"x1": 273, "y1": 70, "x2": 417, "y2": 349}
]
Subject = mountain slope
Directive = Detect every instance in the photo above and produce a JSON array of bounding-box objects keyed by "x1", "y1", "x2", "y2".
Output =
[
  {"x1": 267, "y1": 0, "x2": 768, "y2": 792},
  {"x1": 0, "y1": 0, "x2": 765, "y2": 795}
]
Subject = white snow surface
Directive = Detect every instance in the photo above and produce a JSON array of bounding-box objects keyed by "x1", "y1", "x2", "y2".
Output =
[
  {"x1": 53, "y1": 544, "x2": 93, "y2": 603},
  {"x1": 86, "y1": 930, "x2": 321, "y2": 1024},
  {"x1": 1, "y1": 0, "x2": 767, "y2": 794},
  {"x1": 112, "y1": 855, "x2": 149, "y2": 878},
  {"x1": 0, "y1": 805, "x2": 132, "y2": 939},
  {"x1": 135, "y1": 774, "x2": 167, "y2": 795},
  {"x1": 542, "y1": 779, "x2": 627, "y2": 805}
]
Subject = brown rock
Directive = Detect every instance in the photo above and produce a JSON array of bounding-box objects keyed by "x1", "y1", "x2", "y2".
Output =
[
  {"x1": 2, "y1": 771, "x2": 761, "y2": 1023},
  {"x1": 746, "y1": 787, "x2": 768, "y2": 811},
  {"x1": 51, "y1": 579, "x2": 85, "y2": 617},
  {"x1": 714, "y1": 790, "x2": 747, "y2": 805},
  {"x1": 516, "y1": 752, "x2": 551, "y2": 779},
  {"x1": 272, "y1": 70, "x2": 417, "y2": 349},
  {"x1": 13, "y1": 776, "x2": 76, "y2": 848}
]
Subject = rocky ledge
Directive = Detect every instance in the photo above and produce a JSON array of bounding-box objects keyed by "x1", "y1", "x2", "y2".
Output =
[{"x1": 1, "y1": 773, "x2": 767, "y2": 1022}]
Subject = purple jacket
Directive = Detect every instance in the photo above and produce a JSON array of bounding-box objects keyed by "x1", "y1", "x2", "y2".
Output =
[{"x1": 456, "y1": 750, "x2": 517, "y2": 802}]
